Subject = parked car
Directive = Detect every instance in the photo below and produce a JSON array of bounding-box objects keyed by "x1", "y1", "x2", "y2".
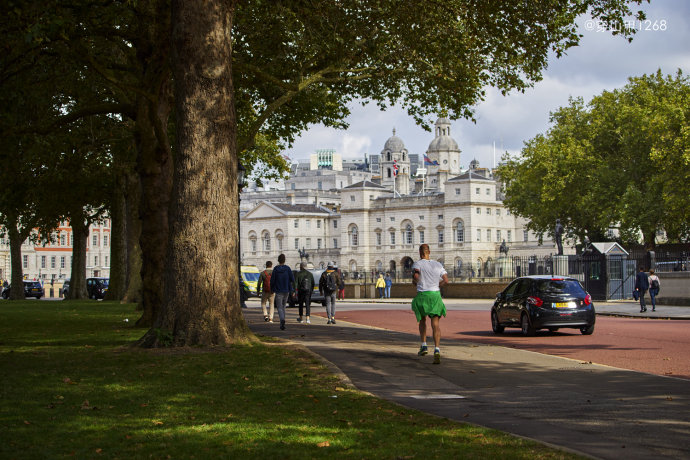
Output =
[
  {"x1": 86, "y1": 277, "x2": 109, "y2": 300},
  {"x1": 288, "y1": 269, "x2": 326, "y2": 308},
  {"x1": 1, "y1": 280, "x2": 44, "y2": 299},
  {"x1": 491, "y1": 275, "x2": 596, "y2": 336}
]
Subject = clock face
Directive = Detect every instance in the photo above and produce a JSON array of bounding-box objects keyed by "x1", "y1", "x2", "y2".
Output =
[{"x1": 443, "y1": 159, "x2": 448, "y2": 164}]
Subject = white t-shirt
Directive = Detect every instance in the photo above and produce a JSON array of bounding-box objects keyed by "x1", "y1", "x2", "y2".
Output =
[{"x1": 412, "y1": 259, "x2": 447, "y2": 292}]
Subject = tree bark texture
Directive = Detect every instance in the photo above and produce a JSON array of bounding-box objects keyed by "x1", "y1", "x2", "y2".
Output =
[
  {"x1": 105, "y1": 169, "x2": 128, "y2": 301},
  {"x1": 123, "y1": 169, "x2": 143, "y2": 305},
  {"x1": 133, "y1": 0, "x2": 173, "y2": 327},
  {"x1": 139, "y1": 0, "x2": 254, "y2": 347},
  {"x1": 69, "y1": 216, "x2": 90, "y2": 299}
]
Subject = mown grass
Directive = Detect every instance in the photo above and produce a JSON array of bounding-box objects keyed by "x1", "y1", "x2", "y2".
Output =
[{"x1": 0, "y1": 300, "x2": 581, "y2": 459}]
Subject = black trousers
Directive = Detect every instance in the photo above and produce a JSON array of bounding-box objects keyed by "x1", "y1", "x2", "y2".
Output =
[{"x1": 298, "y1": 290, "x2": 312, "y2": 317}]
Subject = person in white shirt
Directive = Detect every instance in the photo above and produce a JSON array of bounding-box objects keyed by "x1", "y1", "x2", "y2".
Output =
[
  {"x1": 648, "y1": 269, "x2": 661, "y2": 312},
  {"x1": 411, "y1": 244, "x2": 449, "y2": 364}
]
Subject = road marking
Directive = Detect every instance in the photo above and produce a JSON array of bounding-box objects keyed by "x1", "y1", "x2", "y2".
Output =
[{"x1": 410, "y1": 394, "x2": 466, "y2": 399}]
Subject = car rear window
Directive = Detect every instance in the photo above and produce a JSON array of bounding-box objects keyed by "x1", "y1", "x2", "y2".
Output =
[{"x1": 534, "y1": 279, "x2": 586, "y2": 296}]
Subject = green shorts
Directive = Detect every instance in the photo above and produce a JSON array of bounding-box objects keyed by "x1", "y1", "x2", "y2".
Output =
[{"x1": 411, "y1": 291, "x2": 447, "y2": 322}]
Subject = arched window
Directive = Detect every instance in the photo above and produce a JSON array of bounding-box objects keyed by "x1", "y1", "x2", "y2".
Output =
[
  {"x1": 402, "y1": 152, "x2": 407, "y2": 161},
  {"x1": 386, "y1": 152, "x2": 392, "y2": 161},
  {"x1": 262, "y1": 232, "x2": 271, "y2": 251},
  {"x1": 376, "y1": 260, "x2": 383, "y2": 272},
  {"x1": 349, "y1": 225, "x2": 359, "y2": 246},
  {"x1": 387, "y1": 168, "x2": 391, "y2": 178},
  {"x1": 455, "y1": 221, "x2": 464, "y2": 243},
  {"x1": 405, "y1": 224, "x2": 413, "y2": 244}
]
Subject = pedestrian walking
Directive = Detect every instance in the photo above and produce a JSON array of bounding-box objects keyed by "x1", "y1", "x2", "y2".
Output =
[
  {"x1": 256, "y1": 261, "x2": 275, "y2": 322},
  {"x1": 375, "y1": 273, "x2": 385, "y2": 298},
  {"x1": 270, "y1": 254, "x2": 295, "y2": 330},
  {"x1": 319, "y1": 261, "x2": 341, "y2": 324},
  {"x1": 384, "y1": 273, "x2": 392, "y2": 298},
  {"x1": 240, "y1": 279, "x2": 249, "y2": 309},
  {"x1": 634, "y1": 266, "x2": 649, "y2": 313},
  {"x1": 411, "y1": 244, "x2": 449, "y2": 364},
  {"x1": 337, "y1": 276, "x2": 345, "y2": 300},
  {"x1": 648, "y1": 269, "x2": 661, "y2": 312},
  {"x1": 295, "y1": 263, "x2": 314, "y2": 324}
]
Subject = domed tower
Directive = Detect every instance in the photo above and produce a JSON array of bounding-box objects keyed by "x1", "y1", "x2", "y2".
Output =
[
  {"x1": 380, "y1": 128, "x2": 410, "y2": 195},
  {"x1": 425, "y1": 117, "x2": 461, "y2": 191}
]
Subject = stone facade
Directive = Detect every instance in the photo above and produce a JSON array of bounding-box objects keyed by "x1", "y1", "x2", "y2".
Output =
[
  {"x1": 239, "y1": 116, "x2": 563, "y2": 275},
  {"x1": 0, "y1": 220, "x2": 112, "y2": 283}
]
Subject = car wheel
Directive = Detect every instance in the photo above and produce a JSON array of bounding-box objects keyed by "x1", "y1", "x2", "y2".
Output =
[
  {"x1": 491, "y1": 310, "x2": 504, "y2": 334},
  {"x1": 36, "y1": 296, "x2": 42, "y2": 300},
  {"x1": 580, "y1": 324, "x2": 595, "y2": 335},
  {"x1": 521, "y1": 313, "x2": 536, "y2": 337},
  {"x1": 2, "y1": 293, "x2": 8, "y2": 299}
]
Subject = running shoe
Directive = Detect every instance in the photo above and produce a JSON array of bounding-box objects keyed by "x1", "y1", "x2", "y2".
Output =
[
  {"x1": 433, "y1": 351, "x2": 441, "y2": 364},
  {"x1": 418, "y1": 345, "x2": 428, "y2": 356}
]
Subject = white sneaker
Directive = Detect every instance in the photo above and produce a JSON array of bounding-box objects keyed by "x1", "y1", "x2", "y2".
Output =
[{"x1": 306, "y1": 318, "x2": 311, "y2": 324}]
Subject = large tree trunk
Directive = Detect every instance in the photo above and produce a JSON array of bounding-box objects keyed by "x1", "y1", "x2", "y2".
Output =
[
  {"x1": 133, "y1": 0, "x2": 173, "y2": 327},
  {"x1": 8, "y1": 224, "x2": 27, "y2": 300},
  {"x1": 69, "y1": 216, "x2": 90, "y2": 299},
  {"x1": 139, "y1": 0, "x2": 254, "y2": 347}
]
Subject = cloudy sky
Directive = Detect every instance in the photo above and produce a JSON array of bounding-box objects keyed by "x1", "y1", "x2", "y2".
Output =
[{"x1": 283, "y1": 0, "x2": 690, "y2": 170}]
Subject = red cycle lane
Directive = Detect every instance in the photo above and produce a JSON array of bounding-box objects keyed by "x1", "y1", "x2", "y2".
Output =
[{"x1": 334, "y1": 309, "x2": 690, "y2": 380}]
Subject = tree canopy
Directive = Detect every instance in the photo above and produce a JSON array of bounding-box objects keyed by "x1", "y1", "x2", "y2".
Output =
[{"x1": 499, "y1": 70, "x2": 690, "y2": 249}]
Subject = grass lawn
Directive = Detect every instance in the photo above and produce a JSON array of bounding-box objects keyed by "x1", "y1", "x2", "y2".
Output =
[{"x1": 0, "y1": 300, "x2": 581, "y2": 459}]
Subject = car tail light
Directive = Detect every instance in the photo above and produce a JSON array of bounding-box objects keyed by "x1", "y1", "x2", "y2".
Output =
[
  {"x1": 527, "y1": 296, "x2": 543, "y2": 307},
  {"x1": 583, "y1": 294, "x2": 592, "y2": 306}
]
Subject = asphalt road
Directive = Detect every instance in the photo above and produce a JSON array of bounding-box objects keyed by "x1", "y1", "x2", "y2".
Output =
[
  {"x1": 332, "y1": 309, "x2": 690, "y2": 380},
  {"x1": 246, "y1": 300, "x2": 690, "y2": 459}
]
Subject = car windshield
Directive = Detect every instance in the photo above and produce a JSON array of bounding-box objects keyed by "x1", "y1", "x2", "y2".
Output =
[
  {"x1": 242, "y1": 272, "x2": 260, "y2": 282},
  {"x1": 534, "y1": 279, "x2": 586, "y2": 296},
  {"x1": 101, "y1": 279, "x2": 109, "y2": 287}
]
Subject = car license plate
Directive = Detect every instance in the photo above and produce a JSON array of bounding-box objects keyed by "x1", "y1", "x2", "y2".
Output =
[{"x1": 554, "y1": 302, "x2": 576, "y2": 309}]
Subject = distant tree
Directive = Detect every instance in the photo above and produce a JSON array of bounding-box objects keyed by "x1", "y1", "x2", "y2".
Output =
[{"x1": 499, "y1": 70, "x2": 690, "y2": 249}]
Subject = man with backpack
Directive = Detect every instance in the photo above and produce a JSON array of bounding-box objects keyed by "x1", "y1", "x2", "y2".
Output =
[
  {"x1": 271, "y1": 254, "x2": 295, "y2": 330},
  {"x1": 294, "y1": 263, "x2": 314, "y2": 324},
  {"x1": 256, "y1": 261, "x2": 274, "y2": 322},
  {"x1": 319, "y1": 261, "x2": 341, "y2": 324}
]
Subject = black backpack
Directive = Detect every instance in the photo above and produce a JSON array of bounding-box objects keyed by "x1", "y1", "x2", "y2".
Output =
[
  {"x1": 299, "y1": 274, "x2": 312, "y2": 292},
  {"x1": 651, "y1": 278, "x2": 660, "y2": 290},
  {"x1": 324, "y1": 271, "x2": 337, "y2": 293}
]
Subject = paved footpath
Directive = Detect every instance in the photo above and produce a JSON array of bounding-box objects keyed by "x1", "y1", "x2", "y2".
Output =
[{"x1": 245, "y1": 302, "x2": 690, "y2": 460}]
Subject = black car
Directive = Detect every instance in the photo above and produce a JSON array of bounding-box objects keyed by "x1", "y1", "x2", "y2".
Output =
[
  {"x1": 1, "y1": 280, "x2": 44, "y2": 299},
  {"x1": 491, "y1": 275, "x2": 595, "y2": 336},
  {"x1": 86, "y1": 277, "x2": 109, "y2": 300},
  {"x1": 288, "y1": 269, "x2": 326, "y2": 307}
]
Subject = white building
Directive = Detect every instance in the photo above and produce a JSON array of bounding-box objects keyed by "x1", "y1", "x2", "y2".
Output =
[
  {"x1": 239, "y1": 117, "x2": 562, "y2": 276},
  {"x1": 240, "y1": 202, "x2": 339, "y2": 269}
]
